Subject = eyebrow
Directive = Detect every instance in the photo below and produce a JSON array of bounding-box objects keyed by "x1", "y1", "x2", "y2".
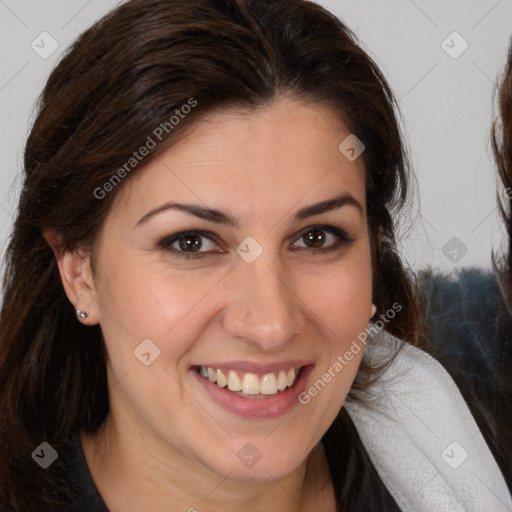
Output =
[{"x1": 135, "y1": 192, "x2": 364, "y2": 228}]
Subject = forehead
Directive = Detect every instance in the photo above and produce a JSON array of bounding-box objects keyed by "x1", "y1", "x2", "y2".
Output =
[{"x1": 110, "y1": 96, "x2": 366, "y2": 223}]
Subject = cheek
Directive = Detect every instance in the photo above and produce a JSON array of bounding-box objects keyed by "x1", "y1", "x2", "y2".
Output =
[
  {"x1": 304, "y1": 259, "x2": 373, "y2": 340},
  {"x1": 309, "y1": 274, "x2": 370, "y2": 322},
  {"x1": 94, "y1": 253, "x2": 230, "y2": 366},
  {"x1": 299, "y1": 250, "x2": 372, "y2": 399}
]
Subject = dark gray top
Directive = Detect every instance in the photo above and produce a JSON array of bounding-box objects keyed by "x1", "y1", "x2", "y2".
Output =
[{"x1": 58, "y1": 431, "x2": 109, "y2": 512}]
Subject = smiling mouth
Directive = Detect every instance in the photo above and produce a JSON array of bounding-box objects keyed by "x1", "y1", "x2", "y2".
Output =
[{"x1": 193, "y1": 365, "x2": 304, "y2": 398}]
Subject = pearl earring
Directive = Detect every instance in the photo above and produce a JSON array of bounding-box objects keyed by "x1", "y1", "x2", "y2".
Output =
[
  {"x1": 370, "y1": 304, "x2": 377, "y2": 317},
  {"x1": 76, "y1": 310, "x2": 88, "y2": 319}
]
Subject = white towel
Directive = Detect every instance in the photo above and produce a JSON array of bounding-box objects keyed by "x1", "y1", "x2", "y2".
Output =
[{"x1": 345, "y1": 329, "x2": 512, "y2": 512}]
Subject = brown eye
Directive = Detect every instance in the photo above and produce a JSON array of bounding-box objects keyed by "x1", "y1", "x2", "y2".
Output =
[
  {"x1": 158, "y1": 230, "x2": 221, "y2": 259},
  {"x1": 178, "y1": 234, "x2": 203, "y2": 252},
  {"x1": 291, "y1": 225, "x2": 355, "y2": 253},
  {"x1": 302, "y1": 229, "x2": 327, "y2": 248}
]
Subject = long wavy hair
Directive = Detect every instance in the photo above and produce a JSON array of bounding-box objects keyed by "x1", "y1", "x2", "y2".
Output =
[
  {"x1": 491, "y1": 36, "x2": 512, "y2": 485},
  {"x1": 493, "y1": 40, "x2": 512, "y2": 312},
  {"x1": 0, "y1": 0, "x2": 419, "y2": 509}
]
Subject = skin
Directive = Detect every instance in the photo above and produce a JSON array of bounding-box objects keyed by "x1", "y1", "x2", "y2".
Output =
[{"x1": 50, "y1": 95, "x2": 373, "y2": 511}]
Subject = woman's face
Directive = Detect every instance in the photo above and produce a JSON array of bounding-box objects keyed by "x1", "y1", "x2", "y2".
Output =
[{"x1": 85, "y1": 96, "x2": 373, "y2": 481}]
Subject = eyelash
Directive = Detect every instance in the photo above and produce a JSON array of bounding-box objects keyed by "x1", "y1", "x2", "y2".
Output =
[{"x1": 157, "y1": 225, "x2": 355, "y2": 260}]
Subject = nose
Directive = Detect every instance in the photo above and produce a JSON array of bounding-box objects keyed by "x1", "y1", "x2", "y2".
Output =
[{"x1": 220, "y1": 251, "x2": 306, "y2": 351}]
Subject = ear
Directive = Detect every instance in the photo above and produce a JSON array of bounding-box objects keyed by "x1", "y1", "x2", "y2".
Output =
[{"x1": 43, "y1": 229, "x2": 99, "y2": 325}]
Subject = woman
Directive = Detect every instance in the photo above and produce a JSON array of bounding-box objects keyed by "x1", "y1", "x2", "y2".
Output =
[{"x1": 0, "y1": 0, "x2": 509, "y2": 510}]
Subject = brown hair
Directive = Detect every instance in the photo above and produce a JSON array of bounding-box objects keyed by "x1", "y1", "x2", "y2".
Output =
[
  {"x1": 0, "y1": 0, "x2": 418, "y2": 509},
  {"x1": 493, "y1": 39, "x2": 512, "y2": 309},
  {"x1": 491, "y1": 37, "x2": 512, "y2": 485}
]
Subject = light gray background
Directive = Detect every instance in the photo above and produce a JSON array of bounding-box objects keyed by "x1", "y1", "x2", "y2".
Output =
[{"x1": 0, "y1": 0, "x2": 511, "y2": 275}]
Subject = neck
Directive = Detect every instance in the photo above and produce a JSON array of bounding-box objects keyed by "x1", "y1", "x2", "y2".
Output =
[{"x1": 80, "y1": 416, "x2": 335, "y2": 512}]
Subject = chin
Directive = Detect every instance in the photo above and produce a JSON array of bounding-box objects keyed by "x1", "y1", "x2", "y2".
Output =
[{"x1": 199, "y1": 438, "x2": 311, "y2": 483}]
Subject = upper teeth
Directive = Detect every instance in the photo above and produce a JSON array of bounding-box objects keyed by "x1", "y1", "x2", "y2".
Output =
[{"x1": 198, "y1": 366, "x2": 298, "y2": 396}]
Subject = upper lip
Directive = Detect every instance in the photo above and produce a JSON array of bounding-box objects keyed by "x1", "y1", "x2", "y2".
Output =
[{"x1": 192, "y1": 360, "x2": 313, "y2": 374}]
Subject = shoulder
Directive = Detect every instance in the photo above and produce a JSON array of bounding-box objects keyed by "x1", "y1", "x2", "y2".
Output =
[
  {"x1": 345, "y1": 329, "x2": 512, "y2": 512},
  {"x1": 0, "y1": 431, "x2": 107, "y2": 512},
  {"x1": 59, "y1": 431, "x2": 109, "y2": 512}
]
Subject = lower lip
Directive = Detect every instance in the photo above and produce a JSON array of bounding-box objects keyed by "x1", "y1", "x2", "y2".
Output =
[{"x1": 191, "y1": 365, "x2": 314, "y2": 419}]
